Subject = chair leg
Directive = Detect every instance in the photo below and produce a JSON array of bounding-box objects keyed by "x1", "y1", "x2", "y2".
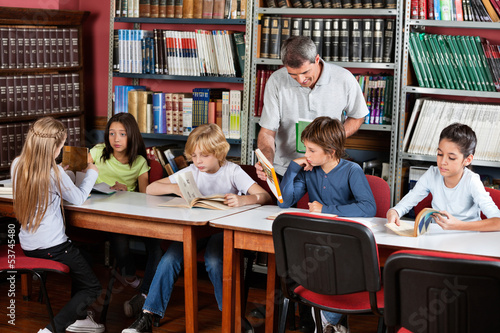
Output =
[
  {"x1": 100, "y1": 259, "x2": 117, "y2": 324},
  {"x1": 278, "y1": 298, "x2": 290, "y2": 333},
  {"x1": 313, "y1": 307, "x2": 322, "y2": 333},
  {"x1": 34, "y1": 271, "x2": 57, "y2": 333},
  {"x1": 287, "y1": 302, "x2": 296, "y2": 330},
  {"x1": 377, "y1": 315, "x2": 386, "y2": 333}
]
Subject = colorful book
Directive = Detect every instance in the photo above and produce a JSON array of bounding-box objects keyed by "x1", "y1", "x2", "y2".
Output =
[
  {"x1": 385, "y1": 208, "x2": 443, "y2": 237},
  {"x1": 255, "y1": 148, "x2": 283, "y2": 203}
]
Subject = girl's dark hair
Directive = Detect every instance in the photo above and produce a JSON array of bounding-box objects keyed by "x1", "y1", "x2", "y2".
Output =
[
  {"x1": 301, "y1": 116, "x2": 345, "y2": 160},
  {"x1": 101, "y1": 112, "x2": 147, "y2": 167},
  {"x1": 439, "y1": 123, "x2": 477, "y2": 157}
]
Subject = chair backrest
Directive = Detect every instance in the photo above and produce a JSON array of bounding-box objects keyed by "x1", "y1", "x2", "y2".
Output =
[
  {"x1": 366, "y1": 175, "x2": 391, "y2": 218},
  {"x1": 482, "y1": 187, "x2": 500, "y2": 219},
  {"x1": 240, "y1": 164, "x2": 277, "y2": 205},
  {"x1": 272, "y1": 212, "x2": 381, "y2": 296},
  {"x1": 384, "y1": 250, "x2": 500, "y2": 333},
  {"x1": 148, "y1": 157, "x2": 164, "y2": 183}
]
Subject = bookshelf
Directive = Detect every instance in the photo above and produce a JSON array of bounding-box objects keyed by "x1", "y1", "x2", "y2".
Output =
[
  {"x1": 106, "y1": 1, "x2": 254, "y2": 163},
  {"x1": 0, "y1": 7, "x2": 89, "y2": 179},
  {"x1": 247, "y1": 2, "x2": 403, "y2": 203},
  {"x1": 395, "y1": 1, "x2": 500, "y2": 202}
]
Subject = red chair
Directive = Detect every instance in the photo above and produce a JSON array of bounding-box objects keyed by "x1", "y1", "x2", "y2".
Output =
[
  {"x1": 0, "y1": 244, "x2": 70, "y2": 332},
  {"x1": 384, "y1": 250, "x2": 500, "y2": 333},
  {"x1": 272, "y1": 212, "x2": 384, "y2": 333},
  {"x1": 366, "y1": 175, "x2": 391, "y2": 218}
]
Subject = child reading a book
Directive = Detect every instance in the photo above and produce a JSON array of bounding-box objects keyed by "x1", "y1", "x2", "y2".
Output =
[
  {"x1": 89, "y1": 112, "x2": 162, "y2": 318},
  {"x1": 278, "y1": 116, "x2": 376, "y2": 332},
  {"x1": 12, "y1": 117, "x2": 104, "y2": 333},
  {"x1": 279, "y1": 116, "x2": 376, "y2": 216},
  {"x1": 387, "y1": 123, "x2": 500, "y2": 231},
  {"x1": 122, "y1": 123, "x2": 272, "y2": 333}
]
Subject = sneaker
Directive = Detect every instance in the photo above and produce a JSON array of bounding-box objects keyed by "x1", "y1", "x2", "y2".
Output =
[
  {"x1": 122, "y1": 311, "x2": 152, "y2": 333},
  {"x1": 37, "y1": 329, "x2": 51, "y2": 333},
  {"x1": 124, "y1": 276, "x2": 142, "y2": 289},
  {"x1": 323, "y1": 324, "x2": 349, "y2": 333},
  {"x1": 66, "y1": 311, "x2": 105, "y2": 333},
  {"x1": 124, "y1": 293, "x2": 146, "y2": 318}
]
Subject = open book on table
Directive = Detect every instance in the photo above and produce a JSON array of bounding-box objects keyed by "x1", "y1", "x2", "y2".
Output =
[
  {"x1": 385, "y1": 208, "x2": 442, "y2": 237},
  {"x1": 159, "y1": 171, "x2": 229, "y2": 210},
  {"x1": 255, "y1": 149, "x2": 283, "y2": 203},
  {"x1": 75, "y1": 172, "x2": 116, "y2": 195}
]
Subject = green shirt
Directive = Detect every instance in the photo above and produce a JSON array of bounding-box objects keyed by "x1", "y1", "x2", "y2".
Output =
[{"x1": 90, "y1": 143, "x2": 150, "y2": 192}]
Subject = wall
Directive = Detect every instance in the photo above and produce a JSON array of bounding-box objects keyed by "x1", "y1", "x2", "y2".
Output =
[{"x1": 0, "y1": 0, "x2": 110, "y2": 129}]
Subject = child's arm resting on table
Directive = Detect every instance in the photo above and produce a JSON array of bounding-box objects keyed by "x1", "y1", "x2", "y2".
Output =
[
  {"x1": 224, "y1": 183, "x2": 272, "y2": 207},
  {"x1": 433, "y1": 211, "x2": 500, "y2": 232},
  {"x1": 146, "y1": 176, "x2": 182, "y2": 197}
]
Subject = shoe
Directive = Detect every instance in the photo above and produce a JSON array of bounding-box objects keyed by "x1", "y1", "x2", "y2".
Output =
[
  {"x1": 37, "y1": 329, "x2": 51, "y2": 333},
  {"x1": 323, "y1": 324, "x2": 349, "y2": 333},
  {"x1": 124, "y1": 293, "x2": 146, "y2": 318},
  {"x1": 66, "y1": 311, "x2": 105, "y2": 333},
  {"x1": 122, "y1": 311, "x2": 152, "y2": 333},
  {"x1": 124, "y1": 276, "x2": 142, "y2": 289}
]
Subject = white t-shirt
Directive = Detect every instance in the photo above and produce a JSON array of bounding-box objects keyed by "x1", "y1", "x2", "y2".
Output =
[
  {"x1": 168, "y1": 161, "x2": 255, "y2": 196},
  {"x1": 393, "y1": 166, "x2": 500, "y2": 221}
]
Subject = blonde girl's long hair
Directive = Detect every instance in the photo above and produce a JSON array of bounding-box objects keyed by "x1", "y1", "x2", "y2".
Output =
[{"x1": 13, "y1": 117, "x2": 67, "y2": 232}]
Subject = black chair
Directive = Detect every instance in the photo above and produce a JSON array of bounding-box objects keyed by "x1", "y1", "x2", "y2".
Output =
[
  {"x1": 384, "y1": 249, "x2": 500, "y2": 333},
  {"x1": 272, "y1": 212, "x2": 384, "y2": 333}
]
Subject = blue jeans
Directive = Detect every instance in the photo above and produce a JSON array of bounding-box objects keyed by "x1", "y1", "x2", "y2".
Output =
[
  {"x1": 321, "y1": 310, "x2": 342, "y2": 326},
  {"x1": 143, "y1": 232, "x2": 223, "y2": 317},
  {"x1": 23, "y1": 241, "x2": 102, "y2": 333}
]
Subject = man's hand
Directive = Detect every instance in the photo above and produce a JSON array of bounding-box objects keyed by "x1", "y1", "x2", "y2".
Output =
[{"x1": 255, "y1": 162, "x2": 267, "y2": 181}]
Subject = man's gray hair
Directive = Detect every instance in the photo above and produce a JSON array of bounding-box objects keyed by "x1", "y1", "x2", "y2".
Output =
[{"x1": 280, "y1": 36, "x2": 318, "y2": 68}]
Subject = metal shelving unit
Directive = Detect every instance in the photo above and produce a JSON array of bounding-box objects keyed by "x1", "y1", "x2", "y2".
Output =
[
  {"x1": 106, "y1": 1, "x2": 254, "y2": 163},
  {"x1": 395, "y1": 2, "x2": 500, "y2": 202},
  {"x1": 246, "y1": 6, "x2": 403, "y2": 202}
]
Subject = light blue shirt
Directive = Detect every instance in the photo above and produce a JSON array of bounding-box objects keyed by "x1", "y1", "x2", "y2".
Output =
[{"x1": 393, "y1": 166, "x2": 500, "y2": 221}]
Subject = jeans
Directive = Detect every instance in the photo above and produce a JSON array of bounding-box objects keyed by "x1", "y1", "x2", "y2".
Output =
[
  {"x1": 110, "y1": 234, "x2": 163, "y2": 294},
  {"x1": 321, "y1": 310, "x2": 343, "y2": 326},
  {"x1": 143, "y1": 232, "x2": 224, "y2": 317},
  {"x1": 23, "y1": 241, "x2": 102, "y2": 333}
]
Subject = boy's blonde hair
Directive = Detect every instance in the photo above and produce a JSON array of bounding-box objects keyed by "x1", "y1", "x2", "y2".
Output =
[
  {"x1": 301, "y1": 116, "x2": 346, "y2": 160},
  {"x1": 184, "y1": 124, "x2": 230, "y2": 165},
  {"x1": 13, "y1": 117, "x2": 67, "y2": 232}
]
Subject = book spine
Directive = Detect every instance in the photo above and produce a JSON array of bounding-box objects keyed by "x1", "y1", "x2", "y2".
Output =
[
  {"x1": 0, "y1": 77, "x2": 6, "y2": 118},
  {"x1": 301, "y1": 18, "x2": 312, "y2": 38},
  {"x1": 153, "y1": 92, "x2": 166, "y2": 133},
  {"x1": 373, "y1": 19, "x2": 385, "y2": 63},
  {"x1": 290, "y1": 17, "x2": 303, "y2": 37},
  {"x1": 331, "y1": 19, "x2": 340, "y2": 61},
  {"x1": 280, "y1": 17, "x2": 291, "y2": 49},
  {"x1": 269, "y1": 16, "x2": 282, "y2": 59},
  {"x1": 339, "y1": 18, "x2": 350, "y2": 62},
  {"x1": 322, "y1": 19, "x2": 333, "y2": 61},
  {"x1": 362, "y1": 18, "x2": 374, "y2": 62},
  {"x1": 382, "y1": 19, "x2": 395, "y2": 63},
  {"x1": 27, "y1": 76, "x2": 35, "y2": 115},
  {"x1": 350, "y1": 19, "x2": 362, "y2": 62},
  {"x1": 260, "y1": 15, "x2": 271, "y2": 58},
  {"x1": 311, "y1": 18, "x2": 324, "y2": 57}
]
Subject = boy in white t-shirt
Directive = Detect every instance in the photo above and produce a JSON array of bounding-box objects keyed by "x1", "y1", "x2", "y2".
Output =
[{"x1": 122, "y1": 124, "x2": 272, "y2": 333}]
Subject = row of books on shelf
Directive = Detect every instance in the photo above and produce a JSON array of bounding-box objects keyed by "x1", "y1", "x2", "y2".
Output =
[
  {"x1": 404, "y1": 98, "x2": 500, "y2": 161},
  {"x1": 0, "y1": 117, "x2": 81, "y2": 168},
  {"x1": 410, "y1": 0, "x2": 500, "y2": 21},
  {"x1": 264, "y1": 0, "x2": 395, "y2": 8},
  {"x1": 147, "y1": 145, "x2": 189, "y2": 176},
  {"x1": 114, "y1": 0, "x2": 247, "y2": 19},
  {"x1": 0, "y1": 74, "x2": 81, "y2": 119},
  {"x1": 409, "y1": 32, "x2": 500, "y2": 92},
  {"x1": 113, "y1": 85, "x2": 242, "y2": 139},
  {"x1": 260, "y1": 17, "x2": 395, "y2": 63},
  {"x1": 0, "y1": 27, "x2": 80, "y2": 70},
  {"x1": 113, "y1": 29, "x2": 245, "y2": 77},
  {"x1": 356, "y1": 75, "x2": 393, "y2": 125}
]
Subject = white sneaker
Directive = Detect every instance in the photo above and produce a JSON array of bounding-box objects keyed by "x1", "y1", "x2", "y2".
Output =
[
  {"x1": 37, "y1": 329, "x2": 51, "y2": 333},
  {"x1": 66, "y1": 311, "x2": 105, "y2": 333}
]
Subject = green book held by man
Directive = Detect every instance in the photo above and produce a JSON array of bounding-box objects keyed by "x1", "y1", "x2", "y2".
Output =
[{"x1": 296, "y1": 119, "x2": 311, "y2": 153}]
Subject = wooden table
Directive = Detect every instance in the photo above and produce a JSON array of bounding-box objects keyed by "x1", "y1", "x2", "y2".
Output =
[
  {"x1": 0, "y1": 190, "x2": 258, "y2": 333},
  {"x1": 210, "y1": 205, "x2": 500, "y2": 333}
]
